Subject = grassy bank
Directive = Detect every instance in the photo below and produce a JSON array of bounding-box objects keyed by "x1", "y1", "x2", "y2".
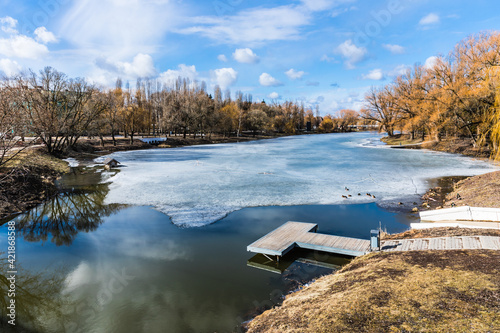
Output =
[
  {"x1": 247, "y1": 228, "x2": 500, "y2": 332},
  {"x1": 381, "y1": 134, "x2": 491, "y2": 159},
  {"x1": 0, "y1": 148, "x2": 70, "y2": 219}
]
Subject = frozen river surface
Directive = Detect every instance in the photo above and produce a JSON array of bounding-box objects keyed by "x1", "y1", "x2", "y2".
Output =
[{"x1": 99, "y1": 132, "x2": 498, "y2": 227}]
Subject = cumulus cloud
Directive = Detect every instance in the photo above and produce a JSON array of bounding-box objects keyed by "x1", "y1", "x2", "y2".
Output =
[
  {"x1": 96, "y1": 53, "x2": 156, "y2": 79},
  {"x1": 424, "y1": 56, "x2": 439, "y2": 70},
  {"x1": 0, "y1": 35, "x2": 49, "y2": 59},
  {"x1": 268, "y1": 92, "x2": 280, "y2": 99},
  {"x1": 335, "y1": 39, "x2": 367, "y2": 69},
  {"x1": 383, "y1": 44, "x2": 405, "y2": 54},
  {"x1": 259, "y1": 73, "x2": 283, "y2": 87},
  {"x1": 211, "y1": 67, "x2": 238, "y2": 89},
  {"x1": 0, "y1": 58, "x2": 22, "y2": 77},
  {"x1": 285, "y1": 68, "x2": 305, "y2": 80},
  {"x1": 388, "y1": 64, "x2": 411, "y2": 77},
  {"x1": 0, "y1": 16, "x2": 18, "y2": 34},
  {"x1": 159, "y1": 64, "x2": 198, "y2": 85},
  {"x1": 217, "y1": 54, "x2": 228, "y2": 62},
  {"x1": 232, "y1": 48, "x2": 259, "y2": 64},
  {"x1": 0, "y1": 17, "x2": 52, "y2": 59},
  {"x1": 34, "y1": 27, "x2": 58, "y2": 44},
  {"x1": 419, "y1": 13, "x2": 440, "y2": 26},
  {"x1": 362, "y1": 69, "x2": 384, "y2": 80}
]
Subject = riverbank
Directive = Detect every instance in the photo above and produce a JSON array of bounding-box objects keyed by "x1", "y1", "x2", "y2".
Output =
[
  {"x1": 0, "y1": 148, "x2": 69, "y2": 219},
  {"x1": 381, "y1": 134, "x2": 491, "y2": 158},
  {"x1": 246, "y1": 228, "x2": 500, "y2": 332},
  {"x1": 0, "y1": 134, "x2": 279, "y2": 219}
]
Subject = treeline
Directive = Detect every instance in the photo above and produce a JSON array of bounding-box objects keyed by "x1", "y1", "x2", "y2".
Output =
[
  {"x1": 0, "y1": 66, "x2": 364, "y2": 159},
  {"x1": 362, "y1": 31, "x2": 500, "y2": 159}
]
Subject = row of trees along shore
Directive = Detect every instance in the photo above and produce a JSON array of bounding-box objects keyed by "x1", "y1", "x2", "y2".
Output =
[
  {"x1": 362, "y1": 31, "x2": 500, "y2": 160},
  {"x1": 0, "y1": 66, "x2": 362, "y2": 162}
]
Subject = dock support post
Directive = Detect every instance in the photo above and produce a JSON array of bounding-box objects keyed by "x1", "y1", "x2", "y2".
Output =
[{"x1": 370, "y1": 229, "x2": 380, "y2": 251}]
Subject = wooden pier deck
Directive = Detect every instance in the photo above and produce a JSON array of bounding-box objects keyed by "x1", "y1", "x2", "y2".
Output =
[
  {"x1": 247, "y1": 221, "x2": 371, "y2": 257},
  {"x1": 381, "y1": 236, "x2": 500, "y2": 252}
]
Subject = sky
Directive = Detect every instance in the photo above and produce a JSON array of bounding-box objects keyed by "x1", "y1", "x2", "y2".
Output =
[{"x1": 1, "y1": 0, "x2": 500, "y2": 115}]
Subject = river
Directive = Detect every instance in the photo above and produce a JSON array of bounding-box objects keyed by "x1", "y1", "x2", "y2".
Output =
[{"x1": 1, "y1": 132, "x2": 497, "y2": 332}]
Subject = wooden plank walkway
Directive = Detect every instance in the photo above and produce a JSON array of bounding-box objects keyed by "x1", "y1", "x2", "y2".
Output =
[
  {"x1": 381, "y1": 236, "x2": 500, "y2": 252},
  {"x1": 247, "y1": 221, "x2": 371, "y2": 257}
]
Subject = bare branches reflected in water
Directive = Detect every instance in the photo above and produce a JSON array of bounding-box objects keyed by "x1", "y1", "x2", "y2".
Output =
[
  {"x1": 0, "y1": 255, "x2": 68, "y2": 332},
  {"x1": 15, "y1": 184, "x2": 124, "y2": 246}
]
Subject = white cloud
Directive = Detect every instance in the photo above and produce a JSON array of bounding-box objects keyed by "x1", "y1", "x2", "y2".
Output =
[
  {"x1": 320, "y1": 54, "x2": 335, "y2": 62},
  {"x1": 211, "y1": 67, "x2": 238, "y2": 90},
  {"x1": 424, "y1": 56, "x2": 439, "y2": 70},
  {"x1": 232, "y1": 48, "x2": 259, "y2": 64},
  {"x1": 34, "y1": 27, "x2": 58, "y2": 44},
  {"x1": 0, "y1": 34, "x2": 49, "y2": 59},
  {"x1": 300, "y1": 0, "x2": 334, "y2": 11},
  {"x1": 0, "y1": 58, "x2": 22, "y2": 77},
  {"x1": 300, "y1": 0, "x2": 355, "y2": 12},
  {"x1": 335, "y1": 39, "x2": 367, "y2": 69},
  {"x1": 96, "y1": 53, "x2": 157, "y2": 78},
  {"x1": 268, "y1": 92, "x2": 280, "y2": 99},
  {"x1": 59, "y1": 0, "x2": 183, "y2": 57},
  {"x1": 388, "y1": 64, "x2": 411, "y2": 77},
  {"x1": 419, "y1": 13, "x2": 440, "y2": 26},
  {"x1": 285, "y1": 68, "x2": 305, "y2": 80},
  {"x1": 362, "y1": 69, "x2": 384, "y2": 80},
  {"x1": 383, "y1": 44, "x2": 405, "y2": 54},
  {"x1": 178, "y1": 5, "x2": 310, "y2": 45},
  {"x1": 217, "y1": 54, "x2": 228, "y2": 62},
  {"x1": 0, "y1": 16, "x2": 18, "y2": 34},
  {"x1": 259, "y1": 73, "x2": 283, "y2": 87},
  {"x1": 159, "y1": 64, "x2": 198, "y2": 85}
]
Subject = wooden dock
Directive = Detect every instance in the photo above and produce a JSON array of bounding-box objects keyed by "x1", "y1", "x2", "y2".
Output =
[
  {"x1": 247, "y1": 221, "x2": 371, "y2": 258},
  {"x1": 381, "y1": 236, "x2": 500, "y2": 252}
]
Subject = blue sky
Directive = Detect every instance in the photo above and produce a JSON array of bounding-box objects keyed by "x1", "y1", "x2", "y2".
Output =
[{"x1": 1, "y1": 0, "x2": 500, "y2": 114}]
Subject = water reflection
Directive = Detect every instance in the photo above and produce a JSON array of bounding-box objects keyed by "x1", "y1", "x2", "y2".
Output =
[
  {"x1": 247, "y1": 249, "x2": 352, "y2": 274},
  {"x1": 0, "y1": 255, "x2": 67, "y2": 332},
  {"x1": 15, "y1": 184, "x2": 124, "y2": 246}
]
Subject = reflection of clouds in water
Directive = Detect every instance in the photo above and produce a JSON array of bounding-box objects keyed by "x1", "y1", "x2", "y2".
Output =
[
  {"x1": 63, "y1": 261, "x2": 93, "y2": 293},
  {"x1": 117, "y1": 238, "x2": 189, "y2": 261}
]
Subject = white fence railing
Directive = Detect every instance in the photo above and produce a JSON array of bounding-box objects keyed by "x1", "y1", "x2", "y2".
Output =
[{"x1": 419, "y1": 206, "x2": 500, "y2": 222}]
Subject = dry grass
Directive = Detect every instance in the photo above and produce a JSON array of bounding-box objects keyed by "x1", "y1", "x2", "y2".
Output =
[
  {"x1": 382, "y1": 227, "x2": 500, "y2": 240},
  {"x1": 4, "y1": 148, "x2": 70, "y2": 174},
  {"x1": 381, "y1": 134, "x2": 424, "y2": 146},
  {"x1": 247, "y1": 249, "x2": 500, "y2": 333},
  {"x1": 0, "y1": 148, "x2": 69, "y2": 218},
  {"x1": 443, "y1": 171, "x2": 500, "y2": 209}
]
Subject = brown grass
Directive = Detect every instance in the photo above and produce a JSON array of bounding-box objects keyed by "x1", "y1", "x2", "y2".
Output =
[
  {"x1": 247, "y1": 249, "x2": 500, "y2": 333},
  {"x1": 382, "y1": 227, "x2": 500, "y2": 240},
  {"x1": 443, "y1": 171, "x2": 500, "y2": 209},
  {"x1": 0, "y1": 148, "x2": 70, "y2": 218}
]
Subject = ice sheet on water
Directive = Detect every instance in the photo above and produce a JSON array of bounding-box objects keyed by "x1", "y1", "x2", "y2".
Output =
[
  {"x1": 63, "y1": 158, "x2": 79, "y2": 167},
  {"x1": 98, "y1": 133, "x2": 499, "y2": 227}
]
